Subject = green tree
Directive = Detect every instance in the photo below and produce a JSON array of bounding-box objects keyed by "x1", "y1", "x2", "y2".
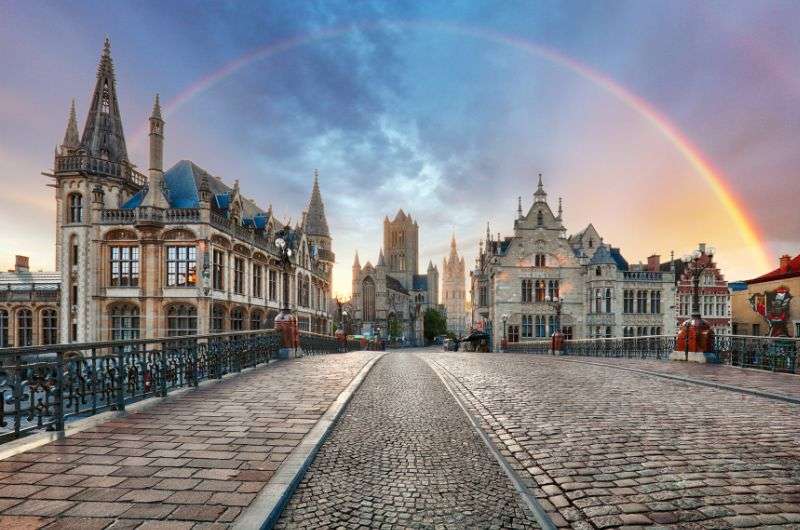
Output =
[
  {"x1": 423, "y1": 307, "x2": 447, "y2": 342},
  {"x1": 388, "y1": 317, "x2": 403, "y2": 339}
]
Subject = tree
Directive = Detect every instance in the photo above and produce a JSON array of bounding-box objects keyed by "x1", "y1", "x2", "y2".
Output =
[
  {"x1": 388, "y1": 316, "x2": 403, "y2": 339},
  {"x1": 423, "y1": 307, "x2": 447, "y2": 342}
]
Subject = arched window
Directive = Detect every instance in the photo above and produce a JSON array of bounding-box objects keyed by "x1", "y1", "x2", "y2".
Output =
[
  {"x1": 595, "y1": 289, "x2": 603, "y2": 313},
  {"x1": 167, "y1": 304, "x2": 197, "y2": 337},
  {"x1": 68, "y1": 193, "x2": 83, "y2": 223},
  {"x1": 535, "y1": 280, "x2": 546, "y2": 302},
  {"x1": 17, "y1": 309, "x2": 33, "y2": 347},
  {"x1": 0, "y1": 309, "x2": 8, "y2": 347},
  {"x1": 362, "y1": 277, "x2": 376, "y2": 322},
  {"x1": 605, "y1": 289, "x2": 612, "y2": 313},
  {"x1": 547, "y1": 280, "x2": 559, "y2": 300},
  {"x1": 41, "y1": 309, "x2": 59, "y2": 345},
  {"x1": 250, "y1": 310, "x2": 263, "y2": 330},
  {"x1": 230, "y1": 307, "x2": 244, "y2": 331},
  {"x1": 211, "y1": 305, "x2": 226, "y2": 333},
  {"x1": 535, "y1": 253, "x2": 546, "y2": 267},
  {"x1": 110, "y1": 305, "x2": 139, "y2": 341},
  {"x1": 266, "y1": 310, "x2": 277, "y2": 329},
  {"x1": 536, "y1": 211, "x2": 544, "y2": 226}
]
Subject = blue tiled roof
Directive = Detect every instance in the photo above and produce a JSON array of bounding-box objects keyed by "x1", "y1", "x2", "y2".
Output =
[
  {"x1": 412, "y1": 274, "x2": 428, "y2": 291},
  {"x1": 162, "y1": 160, "x2": 201, "y2": 208},
  {"x1": 121, "y1": 189, "x2": 146, "y2": 209},
  {"x1": 214, "y1": 193, "x2": 230, "y2": 211},
  {"x1": 610, "y1": 247, "x2": 629, "y2": 271}
]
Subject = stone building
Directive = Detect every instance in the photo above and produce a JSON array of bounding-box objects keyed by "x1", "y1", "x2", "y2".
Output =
[
  {"x1": 731, "y1": 254, "x2": 799, "y2": 337},
  {"x1": 442, "y1": 235, "x2": 467, "y2": 336},
  {"x1": 470, "y1": 175, "x2": 676, "y2": 350},
  {"x1": 0, "y1": 256, "x2": 60, "y2": 348},
  {"x1": 351, "y1": 210, "x2": 439, "y2": 343},
  {"x1": 44, "y1": 39, "x2": 334, "y2": 343}
]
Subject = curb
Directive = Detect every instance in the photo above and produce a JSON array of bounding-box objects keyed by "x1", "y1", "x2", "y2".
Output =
[
  {"x1": 425, "y1": 356, "x2": 557, "y2": 530},
  {"x1": 233, "y1": 351, "x2": 385, "y2": 530},
  {"x1": 554, "y1": 357, "x2": 800, "y2": 405}
]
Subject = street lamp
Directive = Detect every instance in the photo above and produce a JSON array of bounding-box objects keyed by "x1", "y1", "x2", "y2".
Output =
[
  {"x1": 274, "y1": 225, "x2": 298, "y2": 358},
  {"x1": 673, "y1": 245, "x2": 716, "y2": 362},
  {"x1": 501, "y1": 313, "x2": 509, "y2": 350},
  {"x1": 544, "y1": 294, "x2": 564, "y2": 354}
]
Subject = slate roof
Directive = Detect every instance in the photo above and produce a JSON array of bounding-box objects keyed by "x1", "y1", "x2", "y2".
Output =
[
  {"x1": 412, "y1": 274, "x2": 428, "y2": 291},
  {"x1": 0, "y1": 271, "x2": 61, "y2": 290},
  {"x1": 609, "y1": 247, "x2": 629, "y2": 271},
  {"x1": 386, "y1": 275, "x2": 408, "y2": 295}
]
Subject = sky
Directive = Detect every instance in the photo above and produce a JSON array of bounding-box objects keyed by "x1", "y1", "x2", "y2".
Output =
[{"x1": 0, "y1": 1, "x2": 798, "y2": 298}]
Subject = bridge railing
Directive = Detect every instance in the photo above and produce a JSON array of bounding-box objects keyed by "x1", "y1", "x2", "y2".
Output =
[
  {"x1": 504, "y1": 334, "x2": 799, "y2": 373},
  {"x1": 0, "y1": 329, "x2": 356, "y2": 442}
]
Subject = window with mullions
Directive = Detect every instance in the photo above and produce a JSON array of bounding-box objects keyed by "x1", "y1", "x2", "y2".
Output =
[
  {"x1": 521, "y1": 315, "x2": 533, "y2": 338},
  {"x1": 548, "y1": 280, "x2": 559, "y2": 300},
  {"x1": 535, "y1": 280, "x2": 546, "y2": 302},
  {"x1": 17, "y1": 309, "x2": 33, "y2": 347},
  {"x1": 623, "y1": 290, "x2": 634, "y2": 313},
  {"x1": 252, "y1": 264, "x2": 263, "y2": 298},
  {"x1": 268, "y1": 269, "x2": 277, "y2": 301},
  {"x1": 251, "y1": 310, "x2": 263, "y2": 330},
  {"x1": 650, "y1": 291, "x2": 661, "y2": 314},
  {"x1": 211, "y1": 305, "x2": 225, "y2": 333},
  {"x1": 167, "y1": 305, "x2": 197, "y2": 337},
  {"x1": 521, "y1": 279, "x2": 533, "y2": 303},
  {"x1": 508, "y1": 325, "x2": 519, "y2": 343},
  {"x1": 110, "y1": 246, "x2": 139, "y2": 287},
  {"x1": 0, "y1": 309, "x2": 8, "y2": 347},
  {"x1": 212, "y1": 250, "x2": 224, "y2": 291},
  {"x1": 535, "y1": 315, "x2": 546, "y2": 337},
  {"x1": 233, "y1": 257, "x2": 245, "y2": 295},
  {"x1": 166, "y1": 246, "x2": 197, "y2": 287},
  {"x1": 68, "y1": 193, "x2": 83, "y2": 223},
  {"x1": 110, "y1": 305, "x2": 139, "y2": 341},
  {"x1": 231, "y1": 307, "x2": 244, "y2": 331},
  {"x1": 41, "y1": 309, "x2": 58, "y2": 345}
]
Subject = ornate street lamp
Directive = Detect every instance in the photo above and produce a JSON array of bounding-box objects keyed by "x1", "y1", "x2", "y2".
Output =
[
  {"x1": 671, "y1": 246, "x2": 716, "y2": 362},
  {"x1": 274, "y1": 225, "x2": 298, "y2": 358},
  {"x1": 544, "y1": 294, "x2": 564, "y2": 354}
]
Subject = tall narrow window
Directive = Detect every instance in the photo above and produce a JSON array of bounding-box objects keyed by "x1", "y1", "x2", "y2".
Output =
[
  {"x1": 233, "y1": 257, "x2": 245, "y2": 295},
  {"x1": 535, "y1": 280, "x2": 545, "y2": 302},
  {"x1": 521, "y1": 279, "x2": 533, "y2": 303},
  {"x1": 111, "y1": 305, "x2": 139, "y2": 341},
  {"x1": 211, "y1": 305, "x2": 225, "y2": 333},
  {"x1": 41, "y1": 309, "x2": 58, "y2": 345},
  {"x1": 71, "y1": 243, "x2": 79, "y2": 267},
  {"x1": 230, "y1": 307, "x2": 244, "y2": 331},
  {"x1": 650, "y1": 291, "x2": 661, "y2": 314},
  {"x1": 109, "y1": 246, "x2": 140, "y2": 287},
  {"x1": 548, "y1": 280, "x2": 559, "y2": 300},
  {"x1": 521, "y1": 315, "x2": 533, "y2": 338},
  {"x1": 0, "y1": 310, "x2": 8, "y2": 347},
  {"x1": 212, "y1": 250, "x2": 224, "y2": 291},
  {"x1": 166, "y1": 246, "x2": 197, "y2": 286},
  {"x1": 167, "y1": 305, "x2": 197, "y2": 337},
  {"x1": 605, "y1": 288, "x2": 612, "y2": 313},
  {"x1": 549, "y1": 315, "x2": 557, "y2": 336},
  {"x1": 623, "y1": 290, "x2": 634, "y2": 313},
  {"x1": 17, "y1": 309, "x2": 33, "y2": 347},
  {"x1": 595, "y1": 289, "x2": 603, "y2": 313},
  {"x1": 535, "y1": 315, "x2": 546, "y2": 337},
  {"x1": 68, "y1": 193, "x2": 83, "y2": 223},
  {"x1": 362, "y1": 277, "x2": 376, "y2": 321},
  {"x1": 636, "y1": 290, "x2": 647, "y2": 313},
  {"x1": 268, "y1": 269, "x2": 277, "y2": 301},
  {"x1": 252, "y1": 264, "x2": 263, "y2": 298},
  {"x1": 250, "y1": 310, "x2": 263, "y2": 330},
  {"x1": 535, "y1": 254, "x2": 546, "y2": 267}
]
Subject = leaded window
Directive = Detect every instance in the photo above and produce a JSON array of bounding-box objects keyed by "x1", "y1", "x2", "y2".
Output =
[
  {"x1": 0, "y1": 310, "x2": 8, "y2": 347},
  {"x1": 41, "y1": 309, "x2": 58, "y2": 345},
  {"x1": 110, "y1": 246, "x2": 139, "y2": 287},
  {"x1": 111, "y1": 305, "x2": 139, "y2": 341},
  {"x1": 17, "y1": 309, "x2": 33, "y2": 347},
  {"x1": 167, "y1": 305, "x2": 197, "y2": 337},
  {"x1": 212, "y1": 250, "x2": 224, "y2": 291},
  {"x1": 231, "y1": 307, "x2": 244, "y2": 331},
  {"x1": 166, "y1": 246, "x2": 197, "y2": 286}
]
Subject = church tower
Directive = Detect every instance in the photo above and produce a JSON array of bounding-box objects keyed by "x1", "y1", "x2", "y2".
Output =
[
  {"x1": 383, "y1": 210, "x2": 418, "y2": 290},
  {"x1": 304, "y1": 170, "x2": 334, "y2": 285},
  {"x1": 443, "y1": 234, "x2": 467, "y2": 335}
]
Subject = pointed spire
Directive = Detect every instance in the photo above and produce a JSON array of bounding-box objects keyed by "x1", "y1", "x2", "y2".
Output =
[
  {"x1": 353, "y1": 251, "x2": 361, "y2": 269},
  {"x1": 517, "y1": 196, "x2": 522, "y2": 219},
  {"x1": 557, "y1": 197, "x2": 563, "y2": 219},
  {"x1": 377, "y1": 248, "x2": 385, "y2": 267},
  {"x1": 61, "y1": 99, "x2": 80, "y2": 151},
  {"x1": 151, "y1": 93, "x2": 162, "y2": 120},
  {"x1": 534, "y1": 173, "x2": 547, "y2": 203},
  {"x1": 305, "y1": 170, "x2": 330, "y2": 237},
  {"x1": 486, "y1": 222, "x2": 491, "y2": 243},
  {"x1": 81, "y1": 37, "x2": 128, "y2": 163}
]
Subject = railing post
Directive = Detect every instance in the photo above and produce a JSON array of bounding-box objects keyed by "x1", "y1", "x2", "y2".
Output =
[
  {"x1": 116, "y1": 347, "x2": 126, "y2": 412},
  {"x1": 54, "y1": 352, "x2": 65, "y2": 432},
  {"x1": 13, "y1": 357, "x2": 21, "y2": 438},
  {"x1": 160, "y1": 342, "x2": 168, "y2": 398}
]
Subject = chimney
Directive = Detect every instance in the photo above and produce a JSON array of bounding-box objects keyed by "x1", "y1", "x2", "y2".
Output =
[
  {"x1": 647, "y1": 254, "x2": 660, "y2": 272},
  {"x1": 698, "y1": 243, "x2": 706, "y2": 254},
  {"x1": 779, "y1": 254, "x2": 791, "y2": 272},
  {"x1": 15, "y1": 255, "x2": 29, "y2": 273}
]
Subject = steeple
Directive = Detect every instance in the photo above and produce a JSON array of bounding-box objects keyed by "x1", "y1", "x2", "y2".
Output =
[
  {"x1": 353, "y1": 251, "x2": 361, "y2": 270},
  {"x1": 377, "y1": 248, "x2": 386, "y2": 267},
  {"x1": 534, "y1": 173, "x2": 547, "y2": 203},
  {"x1": 140, "y1": 94, "x2": 168, "y2": 209},
  {"x1": 61, "y1": 99, "x2": 80, "y2": 152},
  {"x1": 450, "y1": 233, "x2": 457, "y2": 254},
  {"x1": 305, "y1": 169, "x2": 330, "y2": 238},
  {"x1": 557, "y1": 197, "x2": 563, "y2": 219},
  {"x1": 517, "y1": 196, "x2": 523, "y2": 219},
  {"x1": 486, "y1": 222, "x2": 491, "y2": 243},
  {"x1": 80, "y1": 37, "x2": 128, "y2": 163}
]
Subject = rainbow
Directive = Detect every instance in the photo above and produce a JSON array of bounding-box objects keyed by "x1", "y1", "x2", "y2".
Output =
[{"x1": 132, "y1": 20, "x2": 771, "y2": 271}]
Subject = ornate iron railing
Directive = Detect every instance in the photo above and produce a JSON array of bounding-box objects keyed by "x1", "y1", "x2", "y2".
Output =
[
  {"x1": 504, "y1": 334, "x2": 799, "y2": 373},
  {"x1": 0, "y1": 329, "x2": 356, "y2": 442}
]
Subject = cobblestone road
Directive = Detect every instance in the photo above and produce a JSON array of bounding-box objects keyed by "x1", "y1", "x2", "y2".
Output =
[
  {"x1": 276, "y1": 351, "x2": 540, "y2": 529},
  {"x1": 426, "y1": 352, "x2": 800, "y2": 529},
  {"x1": 0, "y1": 351, "x2": 378, "y2": 530}
]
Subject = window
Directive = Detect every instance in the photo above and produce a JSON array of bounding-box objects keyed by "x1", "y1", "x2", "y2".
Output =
[
  {"x1": 536, "y1": 211, "x2": 543, "y2": 226},
  {"x1": 110, "y1": 246, "x2": 139, "y2": 287},
  {"x1": 623, "y1": 290, "x2": 634, "y2": 314},
  {"x1": 595, "y1": 266, "x2": 602, "y2": 277},
  {"x1": 233, "y1": 257, "x2": 245, "y2": 295},
  {"x1": 362, "y1": 277, "x2": 376, "y2": 321},
  {"x1": 251, "y1": 310, "x2": 263, "y2": 330},
  {"x1": 752, "y1": 323, "x2": 760, "y2": 336},
  {"x1": 535, "y1": 253, "x2": 546, "y2": 267},
  {"x1": 252, "y1": 264, "x2": 263, "y2": 298},
  {"x1": 268, "y1": 269, "x2": 278, "y2": 301},
  {"x1": 0, "y1": 310, "x2": 7, "y2": 347},
  {"x1": 166, "y1": 246, "x2": 197, "y2": 286},
  {"x1": 212, "y1": 250, "x2": 224, "y2": 291},
  {"x1": 521, "y1": 279, "x2": 533, "y2": 303},
  {"x1": 636, "y1": 290, "x2": 647, "y2": 313},
  {"x1": 110, "y1": 305, "x2": 139, "y2": 341},
  {"x1": 68, "y1": 193, "x2": 83, "y2": 223},
  {"x1": 211, "y1": 305, "x2": 225, "y2": 333},
  {"x1": 167, "y1": 305, "x2": 197, "y2": 337},
  {"x1": 548, "y1": 280, "x2": 559, "y2": 300},
  {"x1": 41, "y1": 309, "x2": 58, "y2": 345},
  {"x1": 795, "y1": 322, "x2": 800, "y2": 338},
  {"x1": 549, "y1": 315, "x2": 557, "y2": 336},
  {"x1": 17, "y1": 309, "x2": 33, "y2": 347},
  {"x1": 535, "y1": 280, "x2": 545, "y2": 302},
  {"x1": 231, "y1": 307, "x2": 244, "y2": 331},
  {"x1": 479, "y1": 285, "x2": 488, "y2": 307},
  {"x1": 71, "y1": 243, "x2": 79, "y2": 267},
  {"x1": 522, "y1": 315, "x2": 533, "y2": 338},
  {"x1": 508, "y1": 325, "x2": 519, "y2": 343},
  {"x1": 563, "y1": 326, "x2": 573, "y2": 340},
  {"x1": 650, "y1": 291, "x2": 661, "y2": 314},
  {"x1": 605, "y1": 289, "x2": 612, "y2": 313},
  {"x1": 535, "y1": 315, "x2": 546, "y2": 337},
  {"x1": 595, "y1": 289, "x2": 603, "y2": 313}
]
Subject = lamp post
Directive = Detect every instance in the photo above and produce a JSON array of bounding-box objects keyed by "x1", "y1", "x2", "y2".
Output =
[
  {"x1": 671, "y1": 246, "x2": 716, "y2": 362},
  {"x1": 545, "y1": 294, "x2": 564, "y2": 354},
  {"x1": 274, "y1": 225, "x2": 298, "y2": 358},
  {"x1": 501, "y1": 313, "x2": 509, "y2": 350}
]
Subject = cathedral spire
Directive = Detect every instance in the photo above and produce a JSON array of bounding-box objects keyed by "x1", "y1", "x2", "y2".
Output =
[
  {"x1": 80, "y1": 37, "x2": 128, "y2": 163},
  {"x1": 377, "y1": 248, "x2": 386, "y2": 267},
  {"x1": 557, "y1": 197, "x2": 563, "y2": 219},
  {"x1": 305, "y1": 169, "x2": 330, "y2": 238},
  {"x1": 534, "y1": 173, "x2": 547, "y2": 203},
  {"x1": 353, "y1": 251, "x2": 361, "y2": 269},
  {"x1": 517, "y1": 196, "x2": 523, "y2": 219},
  {"x1": 61, "y1": 99, "x2": 80, "y2": 151}
]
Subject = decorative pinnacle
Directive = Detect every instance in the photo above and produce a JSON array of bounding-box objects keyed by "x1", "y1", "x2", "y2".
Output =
[
  {"x1": 537, "y1": 173, "x2": 543, "y2": 189},
  {"x1": 151, "y1": 93, "x2": 162, "y2": 120},
  {"x1": 558, "y1": 197, "x2": 563, "y2": 217},
  {"x1": 517, "y1": 196, "x2": 522, "y2": 218},
  {"x1": 103, "y1": 35, "x2": 111, "y2": 57}
]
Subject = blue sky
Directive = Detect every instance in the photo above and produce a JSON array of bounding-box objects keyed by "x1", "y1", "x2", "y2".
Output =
[{"x1": 1, "y1": 1, "x2": 798, "y2": 294}]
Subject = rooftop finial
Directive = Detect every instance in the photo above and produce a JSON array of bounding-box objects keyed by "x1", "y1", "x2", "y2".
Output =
[
  {"x1": 151, "y1": 93, "x2": 162, "y2": 119},
  {"x1": 534, "y1": 172, "x2": 547, "y2": 202},
  {"x1": 103, "y1": 35, "x2": 111, "y2": 56},
  {"x1": 517, "y1": 196, "x2": 522, "y2": 218},
  {"x1": 558, "y1": 197, "x2": 563, "y2": 218},
  {"x1": 61, "y1": 99, "x2": 80, "y2": 150},
  {"x1": 538, "y1": 173, "x2": 543, "y2": 189}
]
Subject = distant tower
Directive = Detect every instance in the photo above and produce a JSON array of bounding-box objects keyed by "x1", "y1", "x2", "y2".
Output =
[
  {"x1": 304, "y1": 170, "x2": 333, "y2": 271},
  {"x1": 442, "y1": 234, "x2": 467, "y2": 335},
  {"x1": 383, "y1": 209, "x2": 419, "y2": 290}
]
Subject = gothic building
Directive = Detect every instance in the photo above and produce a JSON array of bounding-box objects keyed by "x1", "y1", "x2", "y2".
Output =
[
  {"x1": 351, "y1": 210, "x2": 439, "y2": 343},
  {"x1": 470, "y1": 175, "x2": 676, "y2": 350},
  {"x1": 44, "y1": 39, "x2": 334, "y2": 343},
  {"x1": 442, "y1": 235, "x2": 467, "y2": 336},
  {"x1": 0, "y1": 256, "x2": 60, "y2": 348}
]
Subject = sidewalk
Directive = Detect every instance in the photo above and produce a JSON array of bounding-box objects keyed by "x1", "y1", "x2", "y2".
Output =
[{"x1": 0, "y1": 351, "x2": 379, "y2": 530}]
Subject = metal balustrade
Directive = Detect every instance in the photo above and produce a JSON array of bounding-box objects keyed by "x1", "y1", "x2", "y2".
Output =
[
  {"x1": 504, "y1": 334, "x2": 799, "y2": 372},
  {"x1": 55, "y1": 154, "x2": 147, "y2": 188},
  {"x1": 0, "y1": 329, "x2": 356, "y2": 442}
]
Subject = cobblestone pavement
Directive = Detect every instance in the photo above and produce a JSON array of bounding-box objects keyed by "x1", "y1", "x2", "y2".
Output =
[
  {"x1": 0, "y1": 351, "x2": 378, "y2": 530},
  {"x1": 425, "y1": 352, "x2": 800, "y2": 529},
  {"x1": 276, "y1": 351, "x2": 540, "y2": 529},
  {"x1": 559, "y1": 356, "x2": 800, "y2": 401}
]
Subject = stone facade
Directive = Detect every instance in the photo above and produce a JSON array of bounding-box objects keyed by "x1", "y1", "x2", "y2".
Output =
[
  {"x1": 44, "y1": 39, "x2": 334, "y2": 343},
  {"x1": 470, "y1": 175, "x2": 676, "y2": 350},
  {"x1": 351, "y1": 210, "x2": 439, "y2": 342},
  {"x1": 0, "y1": 256, "x2": 60, "y2": 347},
  {"x1": 442, "y1": 235, "x2": 467, "y2": 336}
]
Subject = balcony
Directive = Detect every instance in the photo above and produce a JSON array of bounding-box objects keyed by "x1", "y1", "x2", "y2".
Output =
[
  {"x1": 55, "y1": 154, "x2": 147, "y2": 188},
  {"x1": 623, "y1": 271, "x2": 664, "y2": 282},
  {"x1": 100, "y1": 207, "x2": 200, "y2": 225}
]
